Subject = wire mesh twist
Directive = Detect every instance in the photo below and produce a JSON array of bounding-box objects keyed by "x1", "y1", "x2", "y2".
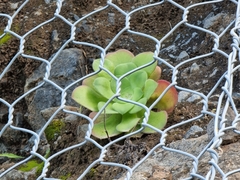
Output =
[{"x1": 1, "y1": 0, "x2": 240, "y2": 179}]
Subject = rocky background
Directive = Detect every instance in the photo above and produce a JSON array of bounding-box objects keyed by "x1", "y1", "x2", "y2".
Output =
[{"x1": 1, "y1": 0, "x2": 240, "y2": 179}]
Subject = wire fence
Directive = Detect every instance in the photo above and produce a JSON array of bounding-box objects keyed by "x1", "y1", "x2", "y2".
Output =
[{"x1": 1, "y1": 0, "x2": 240, "y2": 179}]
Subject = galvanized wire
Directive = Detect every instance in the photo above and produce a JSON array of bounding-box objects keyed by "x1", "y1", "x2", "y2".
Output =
[{"x1": 0, "y1": 0, "x2": 240, "y2": 179}]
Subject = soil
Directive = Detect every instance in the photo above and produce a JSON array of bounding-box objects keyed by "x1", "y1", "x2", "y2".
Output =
[{"x1": 0, "y1": 0, "x2": 239, "y2": 179}]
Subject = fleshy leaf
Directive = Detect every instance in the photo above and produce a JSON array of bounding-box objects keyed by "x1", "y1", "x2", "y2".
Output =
[
  {"x1": 72, "y1": 86, "x2": 106, "y2": 111},
  {"x1": 131, "y1": 88, "x2": 143, "y2": 101},
  {"x1": 82, "y1": 75, "x2": 98, "y2": 89},
  {"x1": 142, "y1": 110, "x2": 167, "y2": 133},
  {"x1": 132, "y1": 52, "x2": 156, "y2": 75},
  {"x1": 92, "y1": 59, "x2": 113, "y2": 79},
  {"x1": 129, "y1": 70, "x2": 147, "y2": 89},
  {"x1": 92, "y1": 59, "x2": 101, "y2": 72},
  {"x1": 148, "y1": 80, "x2": 178, "y2": 113},
  {"x1": 93, "y1": 77, "x2": 115, "y2": 99},
  {"x1": 121, "y1": 86, "x2": 134, "y2": 100},
  {"x1": 105, "y1": 49, "x2": 134, "y2": 67},
  {"x1": 93, "y1": 58, "x2": 115, "y2": 73},
  {"x1": 97, "y1": 102, "x2": 118, "y2": 114},
  {"x1": 114, "y1": 62, "x2": 137, "y2": 77},
  {"x1": 120, "y1": 77, "x2": 131, "y2": 92},
  {"x1": 129, "y1": 97, "x2": 147, "y2": 114},
  {"x1": 116, "y1": 113, "x2": 140, "y2": 132},
  {"x1": 112, "y1": 102, "x2": 134, "y2": 114},
  {"x1": 92, "y1": 114, "x2": 122, "y2": 139},
  {"x1": 149, "y1": 66, "x2": 161, "y2": 81},
  {"x1": 143, "y1": 79, "x2": 158, "y2": 100}
]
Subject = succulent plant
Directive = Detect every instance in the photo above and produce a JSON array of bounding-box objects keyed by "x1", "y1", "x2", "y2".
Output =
[{"x1": 72, "y1": 49, "x2": 178, "y2": 139}]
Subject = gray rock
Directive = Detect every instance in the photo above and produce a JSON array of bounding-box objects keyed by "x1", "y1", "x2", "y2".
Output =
[
  {"x1": 209, "y1": 68, "x2": 218, "y2": 77},
  {"x1": 73, "y1": 14, "x2": 80, "y2": 21},
  {"x1": 178, "y1": 91, "x2": 201, "y2": 103},
  {"x1": 1, "y1": 113, "x2": 24, "y2": 144},
  {"x1": 0, "y1": 169, "x2": 36, "y2": 180},
  {"x1": 178, "y1": 91, "x2": 191, "y2": 102},
  {"x1": 0, "y1": 142, "x2": 7, "y2": 153},
  {"x1": 117, "y1": 135, "x2": 209, "y2": 180},
  {"x1": 207, "y1": 107, "x2": 240, "y2": 144},
  {"x1": 24, "y1": 48, "x2": 86, "y2": 131},
  {"x1": 190, "y1": 62, "x2": 200, "y2": 73},
  {"x1": 51, "y1": 30, "x2": 59, "y2": 41},
  {"x1": 203, "y1": 13, "x2": 225, "y2": 29},
  {"x1": 176, "y1": 51, "x2": 189, "y2": 61},
  {"x1": 65, "y1": 114, "x2": 78, "y2": 122},
  {"x1": 184, "y1": 125, "x2": 203, "y2": 139},
  {"x1": 40, "y1": 106, "x2": 79, "y2": 120},
  {"x1": 9, "y1": 3, "x2": 18, "y2": 10},
  {"x1": 118, "y1": 134, "x2": 240, "y2": 179},
  {"x1": 0, "y1": 105, "x2": 8, "y2": 123},
  {"x1": 44, "y1": 0, "x2": 56, "y2": 4},
  {"x1": 186, "y1": 94, "x2": 201, "y2": 102},
  {"x1": 108, "y1": 13, "x2": 115, "y2": 25}
]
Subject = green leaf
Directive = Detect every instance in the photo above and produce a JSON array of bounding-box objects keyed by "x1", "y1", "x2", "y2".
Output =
[
  {"x1": 0, "y1": 153, "x2": 24, "y2": 159},
  {"x1": 72, "y1": 86, "x2": 106, "y2": 111},
  {"x1": 110, "y1": 79, "x2": 116, "y2": 92},
  {"x1": 131, "y1": 88, "x2": 143, "y2": 101},
  {"x1": 143, "y1": 79, "x2": 158, "y2": 100},
  {"x1": 120, "y1": 77, "x2": 131, "y2": 91},
  {"x1": 105, "y1": 49, "x2": 134, "y2": 67},
  {"x1": 114, "y1": 62, "x2": 137, "y2": 77},
  {"x1": 92, "y1": 59, "x2": 101, "y2": 72},
  {"x1": 97, "y1": 102, "x2": 118, "y2": 114},
  {"x1": 92, "y1": 114, "x2": 122, "y2": 139},
  {"x1": 116, "y1": 113, "x2": 140, "y2": 132},
  {"x1": 142, "y1": 111, "x2": 167, "y2": 133},
  {"x1": 112, "y1": 102, "x2": 134, "y2": 114},
  {"x1": 121, "y1": 86, "x2": 134, "y2": 100},
  {"x1": 92, "y1": 59, "x2": 115, "y2": 79},
  {"x1": 129, "y1": 97, "x2": 147, "y2": 114},
  {"x1": 129, "y1": 70, "x2": 147, "y2": 89},
  {"x1": 93, "y1": 77, "x2": 115, "y2": 99},
  {"x1": 93, "y1": 58, "x2": 115, "y2": 73},
  {"x1": 132, "y1": 52, "x2": 156, "y2": 75}
]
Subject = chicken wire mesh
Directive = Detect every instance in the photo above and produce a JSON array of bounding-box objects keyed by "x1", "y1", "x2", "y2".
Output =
[{"x1": 1, "y1": 0, "x2": 240, "y2": 179}]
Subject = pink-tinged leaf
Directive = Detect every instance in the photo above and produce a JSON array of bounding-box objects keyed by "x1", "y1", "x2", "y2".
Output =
[
  {"x1": 116, "y1": 113, "x2": 140, "y2": 132},
  {"x1": 82, "y1": 75, "x2": 98, "y2": 88},
  {"x1": 92, "y1": 114, "x2": 122, "y2": 139},
  {"x1": 142, "y1": 110, "x2": 167, "y2": 133},
  {"x1": 72, "y1": 86, "x2": 107, "y2": 111},
  {"x1": 105, "y1": 49, "x2": 134, "y2": 66},
  {"x1": 149, "y1": 66, "x2": 161, "y2": 81},
  {"x1": 148, "y1": 80, "x2": 178, "y2": 113}
]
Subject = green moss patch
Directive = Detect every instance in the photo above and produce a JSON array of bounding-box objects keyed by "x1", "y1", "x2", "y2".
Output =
[{"x1": 45, "y1": 119, "x2": 65, "y2": 141}]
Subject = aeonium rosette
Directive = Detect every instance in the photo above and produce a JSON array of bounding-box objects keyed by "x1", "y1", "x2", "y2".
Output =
[{"x1": 72, "y1": 49, "x2": 178, "y2": 139}]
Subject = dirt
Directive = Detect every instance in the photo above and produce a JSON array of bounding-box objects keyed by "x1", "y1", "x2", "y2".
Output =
[{"x1": 0, "y1": 0, "x2": 239, "y2": 179}]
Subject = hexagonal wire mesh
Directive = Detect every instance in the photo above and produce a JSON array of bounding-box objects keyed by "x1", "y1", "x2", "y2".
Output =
[{"x1": 1, "y1": 0, "x2": 240, "y2": 179}]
